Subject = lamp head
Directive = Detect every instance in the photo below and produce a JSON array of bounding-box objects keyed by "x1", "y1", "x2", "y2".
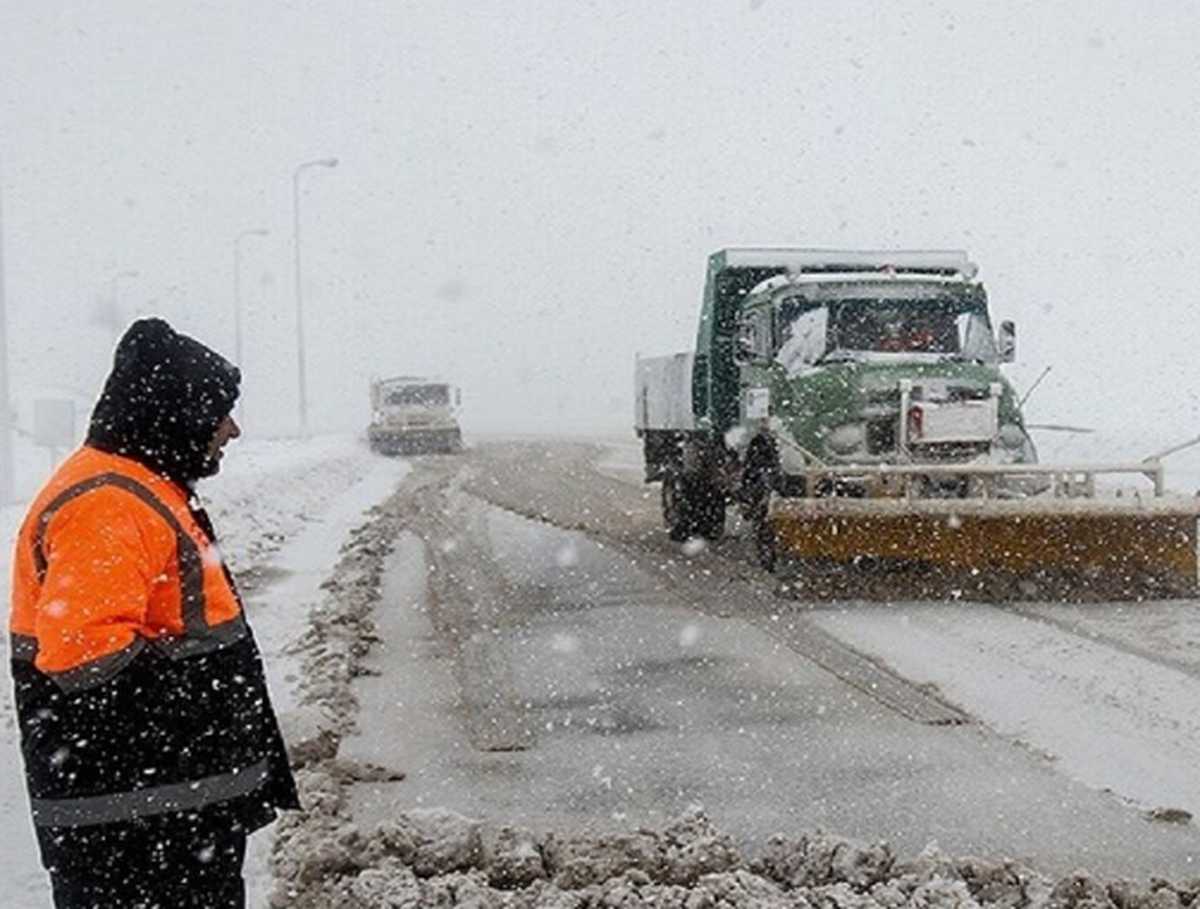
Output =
[{"x1": 295, "y1": 157, "x2": 339, "y2": 176}]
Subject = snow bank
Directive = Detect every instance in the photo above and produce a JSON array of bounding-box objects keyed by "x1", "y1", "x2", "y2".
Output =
[
  {"x1": 271, "y1": 801, "x2": 1200, "y2": 909},
  {"x1": 264, "y1": 476, "x2": 414, "y2": 905}
]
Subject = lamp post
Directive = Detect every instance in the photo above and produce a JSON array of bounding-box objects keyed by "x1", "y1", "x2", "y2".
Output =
[
  {"x1": 233, "y1": 228, "x2": 268, "y2": 368},
  {"x1": 292, "y1": 157, "x2": 338, "y2": 438},
  {"x1": 97, "y1": 269, "x2": 140, "y2": 341},
  {"x1": 0, "y1": 165, "x2": 14, "y2": 503}
]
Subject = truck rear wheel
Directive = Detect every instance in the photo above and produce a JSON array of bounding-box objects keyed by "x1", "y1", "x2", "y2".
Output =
[
  {"x1": 662, "y1": 473, "x2": 725, "y2": 542},
  {"x1": 662, "y1": 472, "x2": 692, "y2": 541}
]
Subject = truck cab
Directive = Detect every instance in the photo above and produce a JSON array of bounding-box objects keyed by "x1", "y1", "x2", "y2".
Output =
[{"x1": 732, "y1": 263, "x2": 1034, "y2": 495}]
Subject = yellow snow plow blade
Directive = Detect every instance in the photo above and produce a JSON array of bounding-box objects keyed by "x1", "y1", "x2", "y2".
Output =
[{"x1": 769, "y1": 466, "x2": 1200, "y2": 600}]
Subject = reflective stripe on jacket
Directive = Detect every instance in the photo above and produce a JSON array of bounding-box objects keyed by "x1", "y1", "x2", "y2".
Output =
[
  {"x1": 10, "y1": 447, "x2": 247, "y2": 689},
  {"x1": 9, "y1": 446, "x2": 299, "y2": 830}
]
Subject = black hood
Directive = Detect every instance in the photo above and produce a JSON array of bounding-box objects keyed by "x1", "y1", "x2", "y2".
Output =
[{"x1": 86, "y1": 318, "x2": 241, "y2": 486}]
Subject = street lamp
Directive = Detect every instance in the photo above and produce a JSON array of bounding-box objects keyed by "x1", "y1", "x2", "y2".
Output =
[
  {"x1": 95, "y1": 269, "x2": 140, "y2": 341},
  {"x1": 0, "y1": 166, "x2": 14, "y2": 503},
  {"x1": 233, "y1": 228, "x2": 268, "y2": 368},
  {"x1": 292, "y1": 156, "x2": 338, "y2": 438}
]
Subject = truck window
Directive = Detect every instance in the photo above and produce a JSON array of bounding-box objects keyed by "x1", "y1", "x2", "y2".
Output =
[
  {"x1": 384, "y1": 385, "x2": 450, "y2": 407},
  {"x1": 867, "y1": 307, "x2": 957, "y2": 354},
  {"x1": 770, "y1": 283, "x2": 994, "y2": 366},
  {"x1": 957, "y1": 312, "x2": 1000, "y2": 363},
  {"x1": 774, "y1": 305, "x2": 828, "y2": 373},
  {"x1": 738, "y1": 309, "x2": 774, "y2": 361},
  {"x1": 829, "y1": 300, "x2": 991, "y2": 360}
]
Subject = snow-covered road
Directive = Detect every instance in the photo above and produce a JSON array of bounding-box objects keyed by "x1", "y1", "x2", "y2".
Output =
[
  {"x1": 4, "y1": 433, "x2": 1200, "y2": 907},
  {"x1": 810, "y1": 600, "x2": 1200, "y2": 822},
  {"x1": 255, "y1": 440, "x2": 1198, "y2": 902}
]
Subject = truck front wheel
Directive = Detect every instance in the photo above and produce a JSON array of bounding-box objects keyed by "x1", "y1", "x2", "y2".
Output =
[
  {"x1": 741, "y1": 445, "x2": 780, "y2": 571},
  {"x1": 752, "y1": 500, "x2": 778, "y2": 571}
]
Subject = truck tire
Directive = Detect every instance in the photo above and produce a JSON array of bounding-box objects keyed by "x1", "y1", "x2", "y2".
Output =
[
  {"x1": 662, "y1": 473, "x2": 725, "y2": 542},
  {"x1": 742, "y1": 481, "x2": 778, "y2": 570},
  {"x1": 690, "y1": 480, "x2": 726, "y2": 541},
  {"x1": 741, "y1": 441, "x2": 780, "y2": 571},
  {"x1": 753, "y1": 503, "x2": 778, "y2": 571},
  {"x1": 662, "y1": 472, "x2": 693, "y2": 541}
]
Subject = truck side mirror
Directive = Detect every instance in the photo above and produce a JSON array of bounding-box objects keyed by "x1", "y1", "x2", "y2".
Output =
[
  {"x1": 734, "y1": 323, "x2": 759, "y2": 363},
  {"x1": 998, "y1": 320, "x2": 1016, "y2": 363}
]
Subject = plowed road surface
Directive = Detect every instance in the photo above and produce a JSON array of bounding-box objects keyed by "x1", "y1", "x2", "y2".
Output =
[{"x1": 337, "y1": 439, "x2": 1200, "y2": 879}]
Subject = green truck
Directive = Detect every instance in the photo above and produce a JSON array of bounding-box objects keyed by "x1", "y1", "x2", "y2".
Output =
[
  {"x1": 635, "y1": 249, "x2": 1036, "y2": 556},
  {"x1": 636, "y1": 248, "x2": 1198, "y2": 595}
]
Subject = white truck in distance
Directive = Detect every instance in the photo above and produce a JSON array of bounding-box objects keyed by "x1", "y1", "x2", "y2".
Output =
[{"x1": 367, "y1": 377, "x2": 463, "y2": 455}]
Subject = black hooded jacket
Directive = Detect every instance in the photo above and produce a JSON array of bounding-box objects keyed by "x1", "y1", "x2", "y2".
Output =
[
  {"x1": 12, "y1": 318, "x2": 298, "y2": 858},
  {"x1": 86, "y1": 317, "x2": 242, "y2": 486}
]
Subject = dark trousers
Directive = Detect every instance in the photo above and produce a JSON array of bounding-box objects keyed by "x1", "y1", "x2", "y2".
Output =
[{"x1": 39, "y1": 810, "x2": 247, "y2": 909}]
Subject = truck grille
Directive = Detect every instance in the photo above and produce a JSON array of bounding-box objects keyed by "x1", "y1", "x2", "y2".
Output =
[
  {"x1": 916, "y1": 440, "x2": 991, "y2": 461},
  {"x1": 865, "y1": 416, "x2": 989, "y2": 460},
  {"x1": 866, "y1": 418, "x2": 896, "y2": 454}
]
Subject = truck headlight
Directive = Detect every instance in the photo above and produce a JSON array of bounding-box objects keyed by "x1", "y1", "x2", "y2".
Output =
[
  {"x1": 826, "y1": 423, "x2": 866, "y2": 456},
  {"x1": 995, "y1": 424, "x2": 1038, "y2": 466},
  {"x1": 997, "y1": 424, "x2": 1027, "y2": 449}
]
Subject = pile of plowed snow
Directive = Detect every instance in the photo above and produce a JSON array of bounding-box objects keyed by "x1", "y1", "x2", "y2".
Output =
[
  {"x1": 267, "y1": 478, "x2": 1200, "y2": 909},
  {"x1": 272, "y1": 800, "x2": 1199, "y2": 909}
]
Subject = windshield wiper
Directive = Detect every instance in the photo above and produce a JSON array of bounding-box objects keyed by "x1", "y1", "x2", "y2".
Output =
[{"x1": 814, "y1": 349, "x2": 858, "y2": 365}]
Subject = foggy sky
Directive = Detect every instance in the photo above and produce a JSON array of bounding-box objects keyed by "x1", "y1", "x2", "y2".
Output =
[{"x1": 2, "y1": 0, "x2": 1199, "y2": 445}]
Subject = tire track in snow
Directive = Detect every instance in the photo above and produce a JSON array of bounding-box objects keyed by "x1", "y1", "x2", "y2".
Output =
[
  {"x1": 809, "y1": 602, "x2": 1200, "y2": 819},
  {"x1": 998, "y1": 601, "x2": 1200, "y2": 679}
]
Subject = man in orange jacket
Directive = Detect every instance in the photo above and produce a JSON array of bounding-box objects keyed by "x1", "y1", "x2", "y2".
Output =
[{"x1": 10, "y1": 318, "x2": 299, "y2": 908}]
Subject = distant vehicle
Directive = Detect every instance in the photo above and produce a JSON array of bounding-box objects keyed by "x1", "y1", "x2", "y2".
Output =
[{"x1": 367, "y1": 376, "x2": 462, "y2": 455}]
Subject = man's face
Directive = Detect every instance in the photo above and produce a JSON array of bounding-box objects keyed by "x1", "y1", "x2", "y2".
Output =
[{"x1": 205, "y1": 414, "x2": 241, "y2": 473}]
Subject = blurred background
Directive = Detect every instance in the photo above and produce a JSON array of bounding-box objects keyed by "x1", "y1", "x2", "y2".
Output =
[{"x1": 1, "y1": 0, "x2": 1198, "y2": 457}]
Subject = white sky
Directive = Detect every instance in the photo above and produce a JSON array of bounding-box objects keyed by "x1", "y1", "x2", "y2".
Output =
[{"x1": 2, "y1": 0, "x2": 1199, "y2": 442}]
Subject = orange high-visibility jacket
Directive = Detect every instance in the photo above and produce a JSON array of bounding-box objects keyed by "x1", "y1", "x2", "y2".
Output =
[{"x1": 10, "y1": 445, "x2": 247, "y2": 690}]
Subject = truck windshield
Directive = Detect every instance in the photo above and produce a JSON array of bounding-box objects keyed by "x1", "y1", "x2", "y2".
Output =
[
  {"x1": 773, "y1": 284, "x2": 998, "y2": 372},
  {"x1": 384, "y1": 385, "x2": 450, "y2": 407}
]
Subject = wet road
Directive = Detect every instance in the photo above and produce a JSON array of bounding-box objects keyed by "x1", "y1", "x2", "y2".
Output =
[{"x1": 339, "y1": 439, "x2": 1200, "y2": 879}]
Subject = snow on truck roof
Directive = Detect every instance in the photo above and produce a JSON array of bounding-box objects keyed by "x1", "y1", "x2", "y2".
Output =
[
  {"x1": 747, "y1": 271, "x2": 978, "y2": 298},
  {"x1": 712, "y1": 248, "x2": 978, "y2": 279},
  {"x1": 375, "y1": 376, "x2": 450, "y2": 387}
]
